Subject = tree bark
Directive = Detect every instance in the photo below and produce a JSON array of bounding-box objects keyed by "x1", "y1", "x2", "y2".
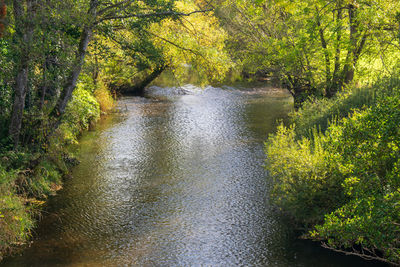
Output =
[
  {"x1": 121, "y1": 65, "x2": 167, "y2": 95},
  {"x1": 340, "y1": 4, "x2": 360, "y2": 88},
  {"x1": 316, "y1": 8, "x2": 331, "y2": 84},
  {"x1": 52, "y1": 25, "x2": 93, "y2": 116},
  {"x1": 9, "y1": 0, "x2": 35, "y2": 148},
  {"x1": 52, "y1": 0, "x2": 98, "y2": 117},
  {"x1": 39, "y1": 59, "x2": 48, "y2": 110}
]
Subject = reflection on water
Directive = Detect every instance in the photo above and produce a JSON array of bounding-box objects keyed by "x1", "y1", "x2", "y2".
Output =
[{"x1": 2, "y1": 86, "x2": 383, "y2": 266}]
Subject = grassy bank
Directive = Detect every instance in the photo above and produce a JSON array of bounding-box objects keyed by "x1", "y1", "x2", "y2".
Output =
[
  {"x1": 0, "y1": 83, "x2": 114, "y2": 261},
  {"x1": 265, "y1": 76, "x2": 400, "y2": 265}
]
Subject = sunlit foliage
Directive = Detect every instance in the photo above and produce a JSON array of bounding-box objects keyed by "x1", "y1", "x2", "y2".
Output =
[
  {"x1": 150, "y1": 0, "x2": 233, "y2": 82},
  {"x1": 215, "y1": 0, "x2": 400, "y2": 103},
  {"x1": 265, "y1": 77, "x2": 400, "y2": 264}
]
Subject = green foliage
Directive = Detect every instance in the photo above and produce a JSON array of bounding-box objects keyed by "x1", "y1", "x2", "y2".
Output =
[
  {"x1": 0, "y1": 153, "x2": 66, "y2": 260},
  {"x1": 310, "y1": 94, "x2": 400, "y2": 263},
  {"x1": 291, "y1": 76, "x2": 400, "y2": 137},
  {"x1": 0, "y1": 166, "x2": 34, "y2": 261},
  {"x1": 216, "y1": 0, "x2": 400, "y2": 99},
  {"x1": 291, "y1": 86, "x2": 377, "y2": 137},
  {"x1": 265, "y1": 125, "x2": 344, "y2": 225},
  {"x1": 95, "y1": 86, "x2": 115, "y2": 113},
  {"x1": 93, "y1": 0, "x2": 232, "y2": 90},
  {"x1": 25, "y1": 160, "x2": 64, "y2": 198},
  {"x1": 59, "y1": 85, "x2": 100, "y2": 144},
  {"x1": 150, "y1": 1, "x2": 233, "y2": 83},
  {"x1": 265, "y1": 79, "x2": 400, "y2": 264}
]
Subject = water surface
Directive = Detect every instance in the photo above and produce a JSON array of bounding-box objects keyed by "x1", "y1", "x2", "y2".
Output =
[{"x1": 2, "y1": 85, "x2": 383, "y2": 266}]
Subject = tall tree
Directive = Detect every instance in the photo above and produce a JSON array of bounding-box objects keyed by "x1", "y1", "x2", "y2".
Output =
[
  {"x1": 6, "y1": 0, "x2": 215, "y2": 147},
  {"x1": 8, "y1": 0, "x2": 37, "y2": 147},
  {"x1": 214, "y1": 0, "x2": 400, "y2": 104}
]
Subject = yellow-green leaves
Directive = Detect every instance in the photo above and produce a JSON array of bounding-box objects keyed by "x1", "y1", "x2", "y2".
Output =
[
  {"x1": 149, "y1": 0, "x2": 233, "y2": 83},
  {"x1": 265, "y1": 79, "x2": 400, "y2": 264}
]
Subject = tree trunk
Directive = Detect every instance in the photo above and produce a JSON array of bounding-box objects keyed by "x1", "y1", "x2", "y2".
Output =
[
  {"x1": 9, "y1": 0, "x2": 35, "y2": 148},
  {"x1": 316, "y1": 8, "x2": 331, "y2": 84},
  {"x1": 121, "y1": 65, "x2": 167, "y2": 95},
  {"x1": 39, "y1": 59, "x2": 48, "y2": 110},
  {"x1": 9, "y1": 68, "x2": 29, "y2": 147},
  {"x1": 52, "y1": 25, "x2": 93, "y2": 116},
  {"x1": 327, "y1": 7, "x2": 343, "y2": 98},
  {"x1": 340, "y1": 4, "x2": 361, "y2": 89},
  {"x1": 52, "y1": 0, "x2": 98, "y2": 117}
]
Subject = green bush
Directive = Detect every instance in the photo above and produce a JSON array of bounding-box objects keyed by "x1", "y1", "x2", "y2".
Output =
[
  {"x1": 59, "y1": 85, "x2": 100, "y2": 144},
  {"x1": 0, "y1": 166, "x2": 34, "y2": 261},
  {"x1": 310, "y1": 95, "x2": 400, "y2": 264},
  {"x1": 24, "y1": 159, "x2": 63, "y2": 198},
  {"x1": 291, "y1": 86, "x2": 377, "y2": 137},
  {"x1": 265, "y1": 125, "x2": 345, "y2": 226},
  {"x1": 0, "y1": 82, "x2": 102, "y2": 260},
  {"x1": 290, "y1": 76, "x2": 400, "y2": 137},
  {"x1": 265, "y1": 83, "x2": 400, "y2": 264}
]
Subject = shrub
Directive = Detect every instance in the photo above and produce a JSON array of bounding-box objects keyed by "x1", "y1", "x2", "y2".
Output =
[
  {"x1": 265, "y1": 83, "x2": 400, "y2": 264},
  {"x1": 0, "y1": 166, "x2": 34, "y2": 261},
  {"x1": 291, "y1": 86, "x2": 377, "y2": 137},
  {"x1": 309, "y1": 94, "x2": 400, "y2": 264},
  {"x1": 265, "y1": 125, "x2": 345, "y2": 226},
  {"x1": 290, "y1": 76, "x2": 400, "y2": 137},
  {"x1": 24, "y1": 159, "x2": 63, "y2": 197},
  {"x1": 59, "y1": 85, "x2": 100, "y2": 144},
  {"x1": 94, "y1": 84, "x2": 115, "y2": 113}
]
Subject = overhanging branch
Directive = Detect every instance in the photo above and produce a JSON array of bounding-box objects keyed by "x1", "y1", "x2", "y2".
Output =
[{"x1": 96, "y1": 9, "x2": 213, "y2": 24}]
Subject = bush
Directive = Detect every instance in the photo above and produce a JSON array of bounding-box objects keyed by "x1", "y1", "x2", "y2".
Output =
[
  {"x1": 265, "y1": 125, "x2": 345, "y2": 226},
  {"x1": 23, "y1": 159, "x2": 63, "y2": 198},
  {"x1": 290, "y1": 76, "x2": 400, "y2": 137},
  {"x1": 0, "y1": 166, "x2": 34, "y2": 261},
  {"x1": 265, "y1": 82, "x2": 400, "y2": 264},
  {"x1": 94, "y1": 84, "x2": 115, "y2": 113},
  {"x1": 59, "y1": 85, "x2": 100, "y2": 144},
  {"x1": 291, "y1": 86, "x2": 377, "y2": 137},
  {"x1": 0, "y1": 66, "x2": 109, "y2": 261},
  {"x1": 310, "y1": 94, "x2": 400, "y2": 264},
  {"x1": 0, "y1": 80, "x2": 103, "y2": 260}
]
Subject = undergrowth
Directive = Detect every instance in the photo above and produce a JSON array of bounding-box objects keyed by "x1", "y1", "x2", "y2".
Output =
[
  {"x1": 0, "y1": 78, "x2": 114, "y2": 260},
  {"x1": 265, "y1": 76, "x2": 400, "y2": 265}
]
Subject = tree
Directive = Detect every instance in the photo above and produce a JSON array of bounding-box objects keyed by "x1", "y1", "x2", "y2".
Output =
[
  {"x1": 8, "y1": 0, "x2": 37, "y2": 147},
  {"x1": 214, "y1": 0, "x2": 400, "y2": 105},
  {"x1": 5, "y1": 0, "x2": 217, "y2": 148},
  {"x1": 64, "y1": 0, "x2": 231, "y2": 96}
]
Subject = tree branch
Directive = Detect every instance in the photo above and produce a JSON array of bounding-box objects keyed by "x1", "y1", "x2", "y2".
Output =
[
  {"x1": 97, "y1": 0, "x2": 133, "y2": 16},
  {"x1": 96, "y1": 9, "x2": 213, "y2": 24},
  {"x1": 321, "y1": 242, "x2": 398, "y2": 266},
  {"x1": 145, "y1": 30, "x2": 205, "y2": 60}
]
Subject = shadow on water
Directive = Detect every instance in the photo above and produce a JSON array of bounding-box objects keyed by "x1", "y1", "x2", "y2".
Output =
[{"x1": 2, "y1": 84, "x2": 387, "y2": 266}]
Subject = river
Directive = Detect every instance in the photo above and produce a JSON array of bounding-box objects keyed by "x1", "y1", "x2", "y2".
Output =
[{"x1": 2, "y1": 84, "x2": 383, "y2": 266}]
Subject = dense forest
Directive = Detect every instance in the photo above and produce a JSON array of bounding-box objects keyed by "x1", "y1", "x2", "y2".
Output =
[{"x1": 1, "y1": 0, "x2": 400, "y2": 265}]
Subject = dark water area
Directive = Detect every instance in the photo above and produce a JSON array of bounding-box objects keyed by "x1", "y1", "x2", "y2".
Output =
[{"x1": 2, "y1": 85, "x2": 385, "y2": 266}]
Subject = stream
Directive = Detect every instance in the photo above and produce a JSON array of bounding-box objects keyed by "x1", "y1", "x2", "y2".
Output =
[{"x1": 2, "y1": 84, "x2": 383, "y2": 266}]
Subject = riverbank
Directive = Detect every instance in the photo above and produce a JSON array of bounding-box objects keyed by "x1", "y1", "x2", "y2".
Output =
[
  {"x1": 1, "y1": 85, "x2": 381, "y2": 266},
  {"x1": 265, "y1": 75, "x2": 400, "y2": 265},
  {"x1": 0, "y1": 85, "x2": 114, "y2": 261}
]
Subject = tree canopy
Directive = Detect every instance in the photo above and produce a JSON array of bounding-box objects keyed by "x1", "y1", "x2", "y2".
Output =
[
  {"x1": 214, "y1": 0, "x2": 400, "y2": 104},
  {"x1": 0, "y1": 0, "x2": 231, "y2": 148}
]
